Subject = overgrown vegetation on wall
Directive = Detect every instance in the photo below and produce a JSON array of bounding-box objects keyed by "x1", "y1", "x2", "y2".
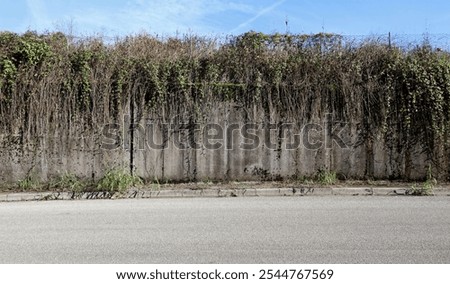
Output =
[{"x1": 1, "y1": 31, "x2": 450, "y2": 180}]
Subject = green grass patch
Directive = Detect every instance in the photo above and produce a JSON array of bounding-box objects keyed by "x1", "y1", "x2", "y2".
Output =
[
  {"x1": 407, "y1": 165, "x2": 436, "y2": 196},
  {"x1": 17, "y1": 175, "x2": 41, "y2": 190},
  {"x1": 96, "y1": 169, "x2": 142, "y2": 193},
  {"x1": 50, "y1": 173, "x2": 85, "y2": 192},
  {"x1": 315, "y1": 169, "x2": 337, "y2": 185}
]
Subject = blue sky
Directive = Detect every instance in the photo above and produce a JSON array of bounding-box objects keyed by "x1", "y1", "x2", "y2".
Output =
[{"x1": 1, "y1": 0, "x2": 450, "y2": 37}]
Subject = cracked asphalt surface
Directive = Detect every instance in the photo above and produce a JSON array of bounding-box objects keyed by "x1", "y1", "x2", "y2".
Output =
[{"x1": 1, "y1": 196, "x2": 449, "y2": 263}]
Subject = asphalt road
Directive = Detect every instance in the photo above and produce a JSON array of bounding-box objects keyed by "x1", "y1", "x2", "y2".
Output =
[{"x1": 1, "y1": 196, "x2": 450, "y2": 263}]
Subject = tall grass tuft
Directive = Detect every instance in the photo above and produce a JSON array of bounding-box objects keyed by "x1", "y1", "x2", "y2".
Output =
[
  {"x1": 50, "y1": 173, "x2": 85, "y2": 192},
  {"x1": 316, "y1": 169, "x2": 337, "y2": 185},
  {"x1": 96, "y1": 169, "x2": 142, "y2": 193}
]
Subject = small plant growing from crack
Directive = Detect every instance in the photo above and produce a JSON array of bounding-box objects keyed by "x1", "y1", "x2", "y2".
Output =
[
  {"x1": 17, "y1": 174, "x2": 41, "y2": 191},
  {"x1": 316, "y1": 168, "x2": 337, "y2": 185},
  {"x1": 406, "y1": 165, "x2": 436, "y2": 196},
  {"x1": 50, "y1": 172, "x2": 85, "y2": 192}
]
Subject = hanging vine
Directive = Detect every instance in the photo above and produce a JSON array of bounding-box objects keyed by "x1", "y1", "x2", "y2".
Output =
[{"x1": 1, "y1": 30, "x2": 450, "y2": 178}]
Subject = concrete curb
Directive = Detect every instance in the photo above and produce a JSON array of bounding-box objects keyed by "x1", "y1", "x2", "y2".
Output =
[{"x1": 1, "y1": 186, "x2": 450, "y2": 202}]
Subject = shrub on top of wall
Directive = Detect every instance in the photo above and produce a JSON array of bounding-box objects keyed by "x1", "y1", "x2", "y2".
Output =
[{"x1": 1, "y1": 31, "x2": 450, "y2": 180}]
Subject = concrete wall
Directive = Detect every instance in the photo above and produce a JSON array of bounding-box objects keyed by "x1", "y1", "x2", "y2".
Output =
[{"x1": 0, "y1": 102, "x2": 432, "y2": 184}]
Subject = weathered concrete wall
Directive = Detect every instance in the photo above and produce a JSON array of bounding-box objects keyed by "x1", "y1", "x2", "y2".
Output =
[
  {"x1": 0, "y1": 134, "x2": 129, "y2": 184},
  {"x1": 129, "y1": 102, "x2": 430, "y2": 182},
  {"x1": 0, "y1": 102, "x2": 432, "y2": 184}
]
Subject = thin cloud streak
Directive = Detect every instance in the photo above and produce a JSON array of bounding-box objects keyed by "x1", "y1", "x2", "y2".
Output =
[
  {"x1": 229, "y1": 0, "x2": 287, "y2": 34},
  {"x1": 22, "y1": 0, "x2": 286, "y2": 36},
  {"x1": 117, "y1": 0, "x2": 255, "y2": 35},
  {"x1": 26, "y1": 0, "x2": 51, "y2": 31}
]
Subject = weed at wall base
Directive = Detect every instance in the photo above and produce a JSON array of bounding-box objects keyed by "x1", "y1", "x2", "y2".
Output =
[
  {"x1": 17, "y1": 175, "x2": 41, "y2": 190},
  {"x1": 96, "y1": 169, "x2": 143, "y2": 194},
  {"x1": 316, "y1": 169, "x2": 337, "y2": 186},
  {"x1": 49, "y1": 173, "x2": 85, "y2": 192},
  {"x1": 407, "y1": 165, "x2": 437, "y2": 196}
]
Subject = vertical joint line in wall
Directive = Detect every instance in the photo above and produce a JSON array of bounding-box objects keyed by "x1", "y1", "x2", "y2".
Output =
[
  {"x1": 161, "y1": 121, "x2": 166, "y2": 180},
  {"x1": 224, "y1": 109, "x2": 229, "y2": 181},
  {"x1": 130, "y1": 91, "x2": 135, "y2": 176}
]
